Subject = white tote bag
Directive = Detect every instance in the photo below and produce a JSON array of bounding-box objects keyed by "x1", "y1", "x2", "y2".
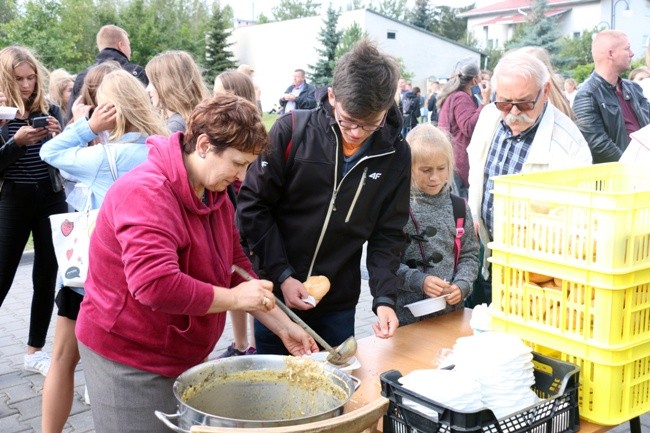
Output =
[
  {"x1": 49, "y1": 144, "x2": 118, "y2": 287},
  {"x1": 50, "y1": 207, "x2": 99, "y2": 287}
]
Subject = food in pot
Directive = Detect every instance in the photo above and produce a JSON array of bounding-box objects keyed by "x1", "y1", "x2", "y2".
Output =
[{"x1": 180, "y1": 357, "x2": 347, "y2": 421}]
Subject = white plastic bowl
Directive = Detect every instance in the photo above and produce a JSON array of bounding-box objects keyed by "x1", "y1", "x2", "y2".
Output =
[
  {"x1": 405, "y1": 295, "x2": 448, "y2": 317},
  {"x1": 0, "y1": 106, "x2": 18, "y2": 120}
]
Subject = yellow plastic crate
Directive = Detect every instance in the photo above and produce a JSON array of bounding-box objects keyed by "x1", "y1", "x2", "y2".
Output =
[
  {"x1": 491, "y1": 318, "x2": 650, "y2": 426},
  {"x1": 490, "y1": 163, "x2": 650, "y2": 274},
  {"x1": 489, "y1": 251, "x2": 650, "y2": 348}
]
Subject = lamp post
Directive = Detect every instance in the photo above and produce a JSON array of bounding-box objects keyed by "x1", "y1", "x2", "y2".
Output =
[{"x1": 610, "y1": 0, "x2": 630, "y2": 30}]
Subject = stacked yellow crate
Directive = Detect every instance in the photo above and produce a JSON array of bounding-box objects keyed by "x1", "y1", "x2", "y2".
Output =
[{"x1": 487, "y1": 163, "x2": 650, "y2": 425}]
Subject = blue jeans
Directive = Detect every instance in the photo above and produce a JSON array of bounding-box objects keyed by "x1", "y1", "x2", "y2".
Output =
[
  {"x1": 0, "y1": 180, "x2": 67, "y2": 347},
  {"x1": 254, "y1": 307, "x2": 356, "y2": 355}
]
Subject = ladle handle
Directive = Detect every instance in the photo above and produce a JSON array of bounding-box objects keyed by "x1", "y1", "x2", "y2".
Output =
[
  {"x1": 231, "y1": 265, "x2": 339, "y2": 357},
  {"x1": 273, "y1": 297, "x2": 338, "y2": 354}
]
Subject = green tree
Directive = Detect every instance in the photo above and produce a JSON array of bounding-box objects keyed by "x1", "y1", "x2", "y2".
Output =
[
  {"x1": 204, "y1": 2, "x2": 237, "y2": 83},
  {"x1": 344, "y1": 0, "x2": 366, "y2": 10},
  {"x1": 484, "y1": 47, "x2": 504, "y2": 71},
  {"x1": 257, "y1": 13, "x2": 271, "y2": 24},
  {"x1": 0, "y1": 0, "x2": 210, "y2": 75},
  {"x1": 505, "y1": 0, "x2": 563, "y2": 61},
  {"x1": 336, "y1": 22, "x2": 367, "y2": 60},
  {"x1": 0, "y1": 0, "x2": 84, "y2": 71},
  {"x1": 116, "y1": 0, "x2": 159, "y2": 65},
  {"x1": 395, "y1": 57, "x2": 413, "y2": 82},
  {"x1": 0, "y1": 0, "x2": 18, "y2": 25},
  {"x1": 375, "y1": 0, "x2": 407, "y2": 21},
  {"x1": 272, "y1": 0, "x2": 320, "y2": 21},
  {"x1": 432, "y1": 5, "x2": 472, "y2": 43},
  {"x1": 309, "y1": 4, "x2": 342, "y2": 88},
  {"x1": 571, "y1": 62, "x2": 594, "y2": 83},
  {"x1": 557, "y1": 29, "x2": 595, "y2": 72},
  {"x1": 409, "y1": 0, "x2": 434, "y2": 32}
]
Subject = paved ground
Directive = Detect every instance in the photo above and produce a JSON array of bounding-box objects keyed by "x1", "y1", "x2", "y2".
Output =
[{"x1": 0, "y1": 252, "x2": 647, "y2": 432}]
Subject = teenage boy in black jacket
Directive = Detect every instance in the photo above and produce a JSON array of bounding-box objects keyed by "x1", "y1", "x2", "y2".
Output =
[{"x1": 237, "y1": 39, "x2": 410, "y2": 354}]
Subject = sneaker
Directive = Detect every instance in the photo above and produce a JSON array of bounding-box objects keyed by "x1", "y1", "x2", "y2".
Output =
[
  {"x1": 23, "y1": 351, "x2": 51, "y2": 376},
  {"x1": 217, "y1": 343, "x2": 253, "y2": 359},
  {"x1": 245, "y1": 347, "x2": 257, "y2": 355}
]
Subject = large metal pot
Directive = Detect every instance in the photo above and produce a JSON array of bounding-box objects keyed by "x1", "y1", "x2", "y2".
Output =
[{"x1": 155, "y1": 355, "x2": 360, "y2": 432}]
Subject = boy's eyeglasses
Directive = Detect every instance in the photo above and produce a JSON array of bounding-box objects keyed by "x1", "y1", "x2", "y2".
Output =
[
  {"x1": 334, "y1": 106, "x2": 387, "y2": 132},
  {"x1": 494, "y1": 89, "x2": 542, "y2": 112}
]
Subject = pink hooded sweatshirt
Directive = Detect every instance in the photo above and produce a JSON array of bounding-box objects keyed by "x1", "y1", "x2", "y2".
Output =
[{"x1": 76, "y1": 133, "x2": 254, "y2": 377}]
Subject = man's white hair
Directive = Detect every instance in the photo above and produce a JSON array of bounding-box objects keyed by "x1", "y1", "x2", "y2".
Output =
[{"x1": 493, "y1": 51, "x2": 549, "y2": 91}]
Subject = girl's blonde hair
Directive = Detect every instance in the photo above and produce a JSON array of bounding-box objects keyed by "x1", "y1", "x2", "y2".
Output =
[
  {"x1": 405, "y1": 123, "x2": 455, "y2": 192},
  {"x1": 214, "y1": 70, "x2": 256, "y2": 103},
  {"x1": 145, "y1": 50, "x2": 210, "y2": 123},
  {"x1": 0, "y1": 45, "x2": 49, "y2": 117},
  {"x1": 48, "y1": 68, "x2": 74, "y2": 117},
  {"x1": 80, "y1": 61, "x2": 121, "y2": 107},
  {"x1": 96, "y1": 69, "x2": 168, "y2": 140}
]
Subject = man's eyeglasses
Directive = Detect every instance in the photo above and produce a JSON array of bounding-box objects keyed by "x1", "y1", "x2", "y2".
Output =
[
  {"x1": 494, "y1": 89, "x2": 542, "y2": 113},
  {"x1": 335, "y1": 107, "x2": 387, "y2": 132}
]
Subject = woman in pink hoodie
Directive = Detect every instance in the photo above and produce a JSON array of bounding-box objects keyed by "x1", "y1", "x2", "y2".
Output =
[{"x1": 75, "y1": 93, "x2": 318, "y2": 433}]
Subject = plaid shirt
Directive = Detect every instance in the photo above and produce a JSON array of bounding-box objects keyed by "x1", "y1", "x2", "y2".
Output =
[{"x1": 481, "y1": 106, "x2": 545, "y2": 237}]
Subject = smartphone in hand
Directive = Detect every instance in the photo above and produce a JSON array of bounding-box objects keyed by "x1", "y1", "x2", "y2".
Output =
[{"x1": 31, "y1": 116, "x2": 49, "y2": 128}]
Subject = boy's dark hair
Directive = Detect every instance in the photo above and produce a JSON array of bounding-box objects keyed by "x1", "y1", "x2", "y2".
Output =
[{"x1": 332, "y1": 39, "x2": 399, "y2": 120}]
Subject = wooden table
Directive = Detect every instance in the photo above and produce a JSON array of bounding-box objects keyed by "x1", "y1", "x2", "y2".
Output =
[{"x1": 345, "y1": 308, "x2": 615, "y2": 433}]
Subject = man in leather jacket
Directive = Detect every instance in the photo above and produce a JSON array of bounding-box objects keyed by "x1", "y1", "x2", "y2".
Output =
[{"x1": 573, "y1": 30, "x2": 650, "y2": 163}]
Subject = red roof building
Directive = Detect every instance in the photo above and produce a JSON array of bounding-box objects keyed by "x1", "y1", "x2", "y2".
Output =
[{"x1": 458, "y1": 0, "x2": 645, "y2": 56}]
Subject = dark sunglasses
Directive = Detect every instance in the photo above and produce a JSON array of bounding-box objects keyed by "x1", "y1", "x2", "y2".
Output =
[
  {"x1": 406, "y1": 252, "x2": 443, "y2": 269},
  {"x1": 494, "y1": 89, "x2": 542, "y2": 112}
]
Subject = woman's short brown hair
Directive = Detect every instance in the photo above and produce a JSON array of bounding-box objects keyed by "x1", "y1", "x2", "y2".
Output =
[{"x1": 183, "y1": 93, "x2": 268, "y2": 156}]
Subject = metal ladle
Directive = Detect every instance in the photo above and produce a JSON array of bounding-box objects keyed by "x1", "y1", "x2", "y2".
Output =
[{"x1": 231, "y1": 265, "x2": 358, "y2": 366}]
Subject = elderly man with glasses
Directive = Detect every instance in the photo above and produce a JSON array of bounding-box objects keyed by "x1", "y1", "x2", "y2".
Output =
[
  {"x1": 237, "y1": 39, "x2": 410, "y2": 355},
  {"x1": 465, "y1": 49, "x2": 592, "y2": 306}
]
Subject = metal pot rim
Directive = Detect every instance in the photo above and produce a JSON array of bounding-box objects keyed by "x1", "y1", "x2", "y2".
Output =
[{"x1": 171, "y1": 354, "x2": 359, "y2": 426}]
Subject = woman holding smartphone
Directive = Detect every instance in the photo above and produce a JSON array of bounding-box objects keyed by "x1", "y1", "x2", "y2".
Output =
[{"x1": 0, "y1": 45, "x2": 67, "y2": 376}]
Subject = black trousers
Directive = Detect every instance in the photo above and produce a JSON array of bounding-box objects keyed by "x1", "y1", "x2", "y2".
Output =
[{"x1": 0, "y1": 180, "x2": 67, "y2": 347}]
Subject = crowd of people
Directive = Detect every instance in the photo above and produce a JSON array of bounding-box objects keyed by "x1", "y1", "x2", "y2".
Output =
[{"x1": 0, "y1": 23, "x2": 648, "y2": 433}]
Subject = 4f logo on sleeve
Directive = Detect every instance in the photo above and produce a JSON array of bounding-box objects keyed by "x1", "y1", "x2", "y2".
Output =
[{"x1": 368, "y1": 172, "x2": 382, "y2": 180}]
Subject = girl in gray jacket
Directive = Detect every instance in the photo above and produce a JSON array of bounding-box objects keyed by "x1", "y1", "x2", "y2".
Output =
[{"x1": 397, "y1": 123, "x2": 480, "y2": 326}]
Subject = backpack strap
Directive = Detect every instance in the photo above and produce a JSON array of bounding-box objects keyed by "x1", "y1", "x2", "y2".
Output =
[
  {"x1": 450, "y1": 193, "x2": 466, "y2": 272},
  {"x1": 283, "y1": 109, "x2": 311, "y2": 167},
  {"x1": 102, "y1": 144, "x2": 118, "y2": 181}
]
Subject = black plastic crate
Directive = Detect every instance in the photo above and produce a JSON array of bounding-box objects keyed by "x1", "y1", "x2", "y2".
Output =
[{"x1": 380, "y1": 352, "x2": 580, "y2": 433}]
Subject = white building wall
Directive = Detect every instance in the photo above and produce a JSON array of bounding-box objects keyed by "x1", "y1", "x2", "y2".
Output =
[
  {"x1": 231, "y1": 16, "x2": 322, "y2": 112},
  {"x1": 231, "y1": 9, "x2": 482, "y2": 111}
]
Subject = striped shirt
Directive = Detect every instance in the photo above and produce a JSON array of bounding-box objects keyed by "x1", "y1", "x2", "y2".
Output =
[
  {"x1": 4, "y1": 118, "x2": 51, "y2": 183},
  {"x1": 481, "y1": 107, "x2": 544, "y2": 237}
]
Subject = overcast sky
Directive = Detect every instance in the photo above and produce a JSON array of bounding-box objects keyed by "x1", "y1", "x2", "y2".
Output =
[{"x1": 221, "y1": 0, "x2": 475, "y2": 22}]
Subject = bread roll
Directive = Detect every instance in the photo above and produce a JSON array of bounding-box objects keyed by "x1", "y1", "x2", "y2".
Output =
[
  {"x1": 304, "y1": 275, "x2": 331, "y2": 301},
  {"x1": 529, "y1": 272, "x2": 553, "y2": 284}
]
